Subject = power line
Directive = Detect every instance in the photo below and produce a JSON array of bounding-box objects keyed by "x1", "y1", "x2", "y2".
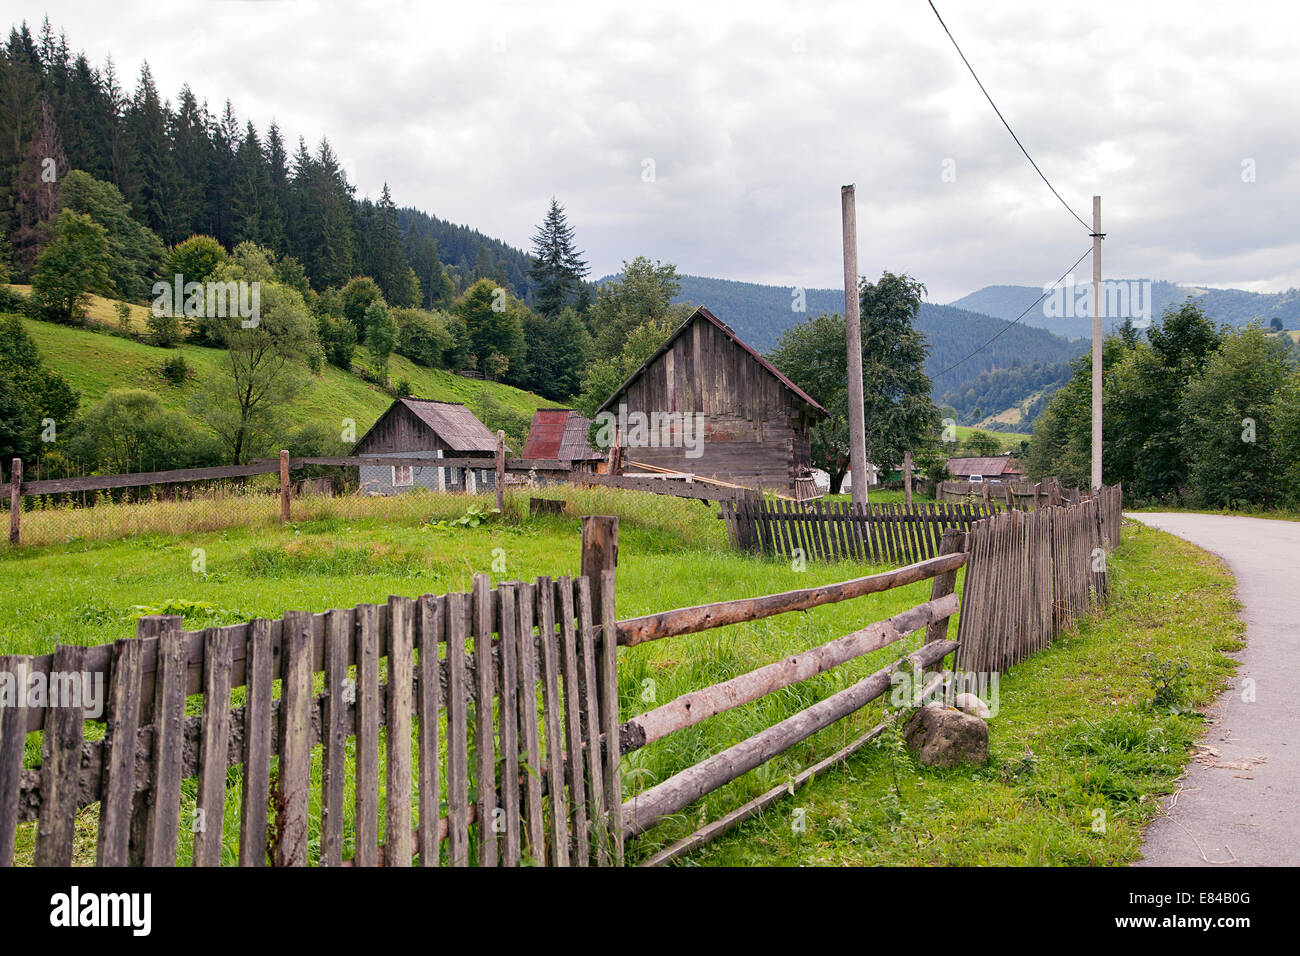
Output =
[
  {"x1": 926, "y1": 0, "x2": 1092, "y2": 234},
  {"x1": 933, "y1": 246, "x2": 1094, "y2": 380}
]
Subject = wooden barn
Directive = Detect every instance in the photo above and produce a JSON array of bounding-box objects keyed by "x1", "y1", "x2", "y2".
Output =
[
  {"x1": 597, "y1": 306, "x2": 827, "y2": 496},
  {"x1": 352, "y1": 398, "x2": 505, "y2": 495},
  {"x1": 521, "y1": 409, "x2": 606, "y2": 473}
]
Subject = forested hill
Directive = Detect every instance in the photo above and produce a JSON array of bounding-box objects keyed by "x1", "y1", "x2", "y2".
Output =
[
  {"x1": 951, "y1": 281, "x2": 1300, "y2": 339},
  {"x1": 397, "y1": 206, "x2": 540, "y2": 306},
  {"x1": 666, "y1": 274, "x2": 1084, "y2": 398}
]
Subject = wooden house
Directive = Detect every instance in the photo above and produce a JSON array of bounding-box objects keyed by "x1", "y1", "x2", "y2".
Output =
[
  {"x1": 352, "y1": 398, "x2": 504, "y2": 495},
  {"x1": 596, "y1": 306, "x2": 828, "y2": 496},
  {"x1": 945, "y1": 455, "x2": 1025, "y2": 481}
]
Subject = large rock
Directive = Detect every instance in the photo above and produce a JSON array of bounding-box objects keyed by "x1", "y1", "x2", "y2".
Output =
[{"x1": 904, "y1": 703, "x2": 989, "y2": 768}]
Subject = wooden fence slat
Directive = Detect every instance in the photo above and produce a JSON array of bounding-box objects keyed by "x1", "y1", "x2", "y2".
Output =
[
  {"x1": 386, "y1": 595, "x2": 415, "y2": 868},
  {"x1": 194, "y1": 628, "x2": 234, "y2": 867},
  {"x1": 143, "y1": 619, "x2": 186, "y2": 866},
  {"x1": 514, "y1": 582, "x2": 547, "y2": 866},
  {"x1": 321, "y1": 608, "x2": 349, "y2": 867},
  {"x1": 497, "y1": 583, "x2": 522, "y2": 866},
  {"x1": 598, "y1": 568, "x2": 623, "y2": 865},
  {"x1": 33, "y1": 644, "x2": 86, "y2": 866},
  {"x1": 577, "y1": 577, "x2": 609, "y2": 866},
  {"x1": 446, "y1": 593, "x2": 471, "y2": 866},
  {"x1": 472, "y1": 573, "x2": 498, "y2": 867},
  {"x1": 239, "y1": 618, "x2": 274, "y2": 867},
  {"x1": 417, "y1": 595, "x2": 444, "y2": 867},
  {"x1": 354, "y1": 603, "x2": 381, "y2": 867},
  {"x1": 535, "y1": 578, "x2": 570, "y2": 867},
  {"x1": 94, "y1": 642, "x2": 139, "y2": 867},
  {"x1": 277, "y1": 610, "x2": 313, "y2": 867},
  {"x1": 556, "y1": 577, "x2": 590, "y2": 866}
]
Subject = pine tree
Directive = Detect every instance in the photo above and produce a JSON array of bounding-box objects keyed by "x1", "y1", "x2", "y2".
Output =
[
  {"x1": 232, "y1": 121, "x2": 270, "y2": 246},
  {"x1": 121, "y1": 62, "x2": 172, "y2": 239},
  {"x1": 528, "y1": 197, "x2": 588, "y2": 317}
]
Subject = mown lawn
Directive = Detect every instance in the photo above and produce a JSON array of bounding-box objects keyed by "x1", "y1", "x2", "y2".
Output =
[{"x1": 0, "y1": 488, "x2": 1243, "y2": 865}]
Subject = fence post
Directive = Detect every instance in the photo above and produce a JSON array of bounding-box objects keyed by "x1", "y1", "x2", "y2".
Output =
[
  {"x1": 925, "y1": 528, "x2": 966, "y2": 648},
  {"x1": 580, "y1": 515, "x2": 622, "y2": 864},
  {"x1": 8, "y1": 458, "x2": 20, "y2": 545},
  {"x1": 279, "y1": 449, "x2": 290, "y2": 524},
  {"x1": 496, "y1": 430, "x2": 506, "y2": 515}
]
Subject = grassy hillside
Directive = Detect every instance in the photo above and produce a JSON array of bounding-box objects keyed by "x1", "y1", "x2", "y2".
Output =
[{"x1": 10, "y1": 311, "x2": 560, "y2": 449}]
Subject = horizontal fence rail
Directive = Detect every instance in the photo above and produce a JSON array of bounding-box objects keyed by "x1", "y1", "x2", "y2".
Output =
[{"x1": 719, "y1": 499, "x2": 999, "y2": 565}]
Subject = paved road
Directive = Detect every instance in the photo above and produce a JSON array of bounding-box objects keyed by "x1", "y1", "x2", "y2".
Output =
[{"x1": 1129, "y1": 513, "x2": 1300, "y2": 867}]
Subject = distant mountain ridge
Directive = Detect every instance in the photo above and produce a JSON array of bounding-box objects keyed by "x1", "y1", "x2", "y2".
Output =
[
  {"x1": 949, "y1": 281, "x2": 1300, "y2": 340},
  {"x1": 656, "y1": 274, "x2": 1085, "y2": 399}
]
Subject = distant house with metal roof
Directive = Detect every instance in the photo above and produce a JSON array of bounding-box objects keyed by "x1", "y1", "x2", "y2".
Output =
[
  {"x1": 521, "y1": 409, "x2": 606, "y2": 472},
  {"x1": 597, "y1": 306, "x2": 828, "y2": 496},
  {"x1": 945, "y1": 455, "x2": 1025, "y2": 480},
  {"x1": 352, "y1": 398, "x2": 506, "y2": 495}
]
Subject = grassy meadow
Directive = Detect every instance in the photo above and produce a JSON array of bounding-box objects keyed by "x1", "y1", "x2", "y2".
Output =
[{"x1": 0, "y1": 485, "x2": 1243, "y2": 866}]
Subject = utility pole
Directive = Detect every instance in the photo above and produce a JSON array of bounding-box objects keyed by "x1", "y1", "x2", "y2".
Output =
[
  {"x1": 842, "y1": 185, "x2": 868, "y2": 505},
  {"x1": 1090, "y1": 195, "x2": 1103, "y2": 491}
]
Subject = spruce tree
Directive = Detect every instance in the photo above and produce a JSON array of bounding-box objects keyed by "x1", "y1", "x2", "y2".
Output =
[{"x1": 528, "y1": 197, "x2": 587, "y2": 317}]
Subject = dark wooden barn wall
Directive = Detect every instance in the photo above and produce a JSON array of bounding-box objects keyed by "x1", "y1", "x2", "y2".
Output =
[
  {"x1": 614, "y1": 317, "x2": 813, "y2": 493},
  {"x1": 355, "y1": 404, "x2": 453, "y2": 454}
]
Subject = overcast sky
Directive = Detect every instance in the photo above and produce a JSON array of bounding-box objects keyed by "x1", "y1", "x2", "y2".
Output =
[{"x1": 13, "y1": 0, "x2": 1300, "y2": 302}]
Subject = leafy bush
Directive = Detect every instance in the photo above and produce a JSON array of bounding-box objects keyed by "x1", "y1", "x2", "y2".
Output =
[{"x1": 160, "y1": 352, "x2": 190, "y2": 386}]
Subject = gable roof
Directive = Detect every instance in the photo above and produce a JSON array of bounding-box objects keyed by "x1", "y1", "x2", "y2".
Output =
[
  {"x1": 946, "y1": 456, "x2": 1024, "y2": 477},
  {"x1": 523, "y1": 409, "x2": 602, "y2": 461},
  {"x1": 356, "y1": 398, "x2": 503, "y2": 453},
  {"x1": 596, "y1": 306, "x2": 828, "y2": 417}
]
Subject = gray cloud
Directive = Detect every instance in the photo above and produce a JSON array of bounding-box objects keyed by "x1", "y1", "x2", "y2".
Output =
[{"x1": 23, "y1": 0, "x2": 1300, "y2": 301}]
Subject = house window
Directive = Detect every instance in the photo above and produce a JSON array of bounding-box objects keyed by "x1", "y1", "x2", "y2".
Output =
[{"x1": 392, "y1": 465, "x2": 413, "y2": 487}]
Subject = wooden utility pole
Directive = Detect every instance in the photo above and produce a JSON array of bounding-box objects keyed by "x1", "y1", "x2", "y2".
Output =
[
  {"x1": 1090, "y1": 195, "x2": 1103, "y2": 491},
  {"x1": 841, "y1": 185, "x2": 868, "y2": 506},
  {"x1": 902, "y1": 450, "x2": 913, "y2": 507}
]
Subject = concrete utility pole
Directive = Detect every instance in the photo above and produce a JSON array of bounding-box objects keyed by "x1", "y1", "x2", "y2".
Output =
[
  {"x1": 1090, "y1": 195, "x2": 1103, "y2": 491},
  {"x1": 841, "y1": 185, "x2": 868, "y2": 505}
]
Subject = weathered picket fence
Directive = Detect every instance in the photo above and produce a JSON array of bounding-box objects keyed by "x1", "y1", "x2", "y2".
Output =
[
  {"x1": 719, "y1": 499, "x2": 1000, "y2": 564},
  {"x1": 954, "y1": 484, "x2": 1123, "y2": 674},
  {"x1": 0, "y1": 520, "x2": 623, "y2": 868}
]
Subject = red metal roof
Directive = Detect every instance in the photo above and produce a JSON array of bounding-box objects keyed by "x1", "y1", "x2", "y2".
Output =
[
  {"x1": 522, "y1": 409, "x2": 603, "y2": 461},
  {"x1": 522, "y1": 409, "x2": 571, "y2": 459}
]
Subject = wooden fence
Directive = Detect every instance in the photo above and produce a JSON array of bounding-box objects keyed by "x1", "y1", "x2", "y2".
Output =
[
  {"x1": 718, "y1": 499, "x2": 1001, "y2": 565},
  {"x1": 936, "y1": 477, "x2": 1083, "y2": 509},
  {"x1": 1, "y1": 445, "x2": 762, "y2": 545},
  {"x1": 1, "y1": 489, "x2": 1124, "y2": 867},
  {"x1": 955, "y1": 484, "x2": 1123, "y2": 674},
  {"x1": 0, "y1": 520, "x2": 623, "y2": 867}
]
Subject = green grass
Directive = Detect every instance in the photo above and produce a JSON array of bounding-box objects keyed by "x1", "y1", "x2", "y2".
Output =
[
  {"x1": 673, "y1": 520, "x2": 1244, "y2": 865},
  {"x1": 11, "y1": 312, "x2": 559, "y2": 443},
  {"x1": 0, "y1": 489, "x2": 1242, "y2": 866},
  {"x1": 1125, "y1": 501, "x2": 1300, "y2": 523},
  {"x1": 953, "y1": 425, "x2": 1030, "y2": 453}
]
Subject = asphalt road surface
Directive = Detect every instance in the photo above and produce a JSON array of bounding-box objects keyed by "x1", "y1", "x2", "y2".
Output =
[{"x1": 1129, "y1": 512, "x2": 1300, "y2": 867}]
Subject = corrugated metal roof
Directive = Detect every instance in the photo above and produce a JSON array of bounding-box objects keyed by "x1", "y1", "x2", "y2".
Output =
[
  {"x1": 558, "y1": 412, "x2": 603, "y2": 461},
  {"x1": 522, "y1": 409, "x2": 602, "y2": 461},
  {"x1": 596, "y1": 307, "x2": 828, "y2": 416},
  {"x1": 522, "y1": 409, "x2": 570, "y2": 459},
  {"x1": 947, "y1": 456, "x2": 1024, "y2": 477},
  {"x1": 398, "y1": 398, "x2": 502, "y2": 452}
]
